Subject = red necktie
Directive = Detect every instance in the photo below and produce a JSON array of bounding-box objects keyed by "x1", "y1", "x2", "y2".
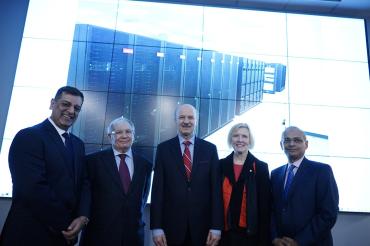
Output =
[
  {"x1": 183, "y1": 141, "x2": 192, "y2": 180},
  {"x1": 118, "y1": 154, "x2": 131, "y2": 193}
]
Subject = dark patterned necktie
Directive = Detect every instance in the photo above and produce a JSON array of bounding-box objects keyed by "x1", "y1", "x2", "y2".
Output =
[
  {"x1": 183, "y1": 141, "x2": 192, "y2": 180},
  {"x1": 62, "y1": 132, "x2": 75, "y2": 177},
  {"x1": 118, "y1": 154, "x2": 131, "y2": 193}
]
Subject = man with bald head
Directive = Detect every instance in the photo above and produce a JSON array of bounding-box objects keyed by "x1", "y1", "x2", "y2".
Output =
[
  {"x1": 271, "y1": 126, "x2": 339, "y2": 246},
  {"x1": 150, "y1": 104, "x2": 223, "y2": 246}
]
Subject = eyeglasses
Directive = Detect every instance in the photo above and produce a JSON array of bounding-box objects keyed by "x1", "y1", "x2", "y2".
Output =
[
  {"x1": 283, "y1": 138, "x2": 305, "y2": 144},
  {"x1": 111, "y1": 130, "x2": 133, "y2": 136}
]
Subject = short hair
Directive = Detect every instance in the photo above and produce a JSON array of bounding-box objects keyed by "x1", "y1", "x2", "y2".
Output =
[
  {"x1": 107, "y1": 116, "x2": 135, "y2": 136},
  {"x1": 281, "y1": 126, "x2": 307, "y2": 142},
  {"x1": 54, "y1": 86, "x2": 84, "y2": 102},
  {"x1": 227, "y1": 123, "x2": 255, "y2": 149},
  {"x1": 174, "y1": 104, "x2": 198, "y2": 121}
]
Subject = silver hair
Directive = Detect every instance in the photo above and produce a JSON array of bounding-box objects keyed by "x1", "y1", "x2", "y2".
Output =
[
  {"x1": 281, "y1": 126, "x2": 307, "y2": 142},
  {"x1": 107, "y1": 116, "x2": 135, "y2": 136},
  {"x1": 174, "y1": 104, "x2": 198, "y2": 122}
]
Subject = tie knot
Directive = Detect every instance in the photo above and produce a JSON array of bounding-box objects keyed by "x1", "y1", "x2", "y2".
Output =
[
  {"x1": 62, "y1": 132, "x2": 69, "y2": 139},
  {"x1": 288, "y1": 164, "x2": 295, "y2": 172},
  {"x1": 118, "y1": 154, "x2": 126, "y2": 160},
  {"x1": 183, "y1": 141, "x2": 191, "y2": 147}
]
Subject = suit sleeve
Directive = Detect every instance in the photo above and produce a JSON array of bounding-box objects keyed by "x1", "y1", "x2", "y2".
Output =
[
  {"x1": 143, "y1": 160, "x2": 153, "y2": 206},
  {"x1": 150, "y1": 145, "x2": 164, "y2": 229},
  {"x1": 8, "y1": 129, "x2": 72, "y2": 232},
  {"x1": 77, "y1": 148, "x2": 91, "y2": 218},
  {"x1": 294, "y1": 165, "x2": 339, "y2": 245},
  {"x1": 210, "y1": 145, "x2": 223, "y2": 230},
  {"x1": 257, "y1": 162, "x2": 271, "y2": 246}
]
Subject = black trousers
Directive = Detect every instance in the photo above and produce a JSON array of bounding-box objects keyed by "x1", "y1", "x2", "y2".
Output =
[{"x1": 219, "y1": 229, "x2": 258, "y2": 246}]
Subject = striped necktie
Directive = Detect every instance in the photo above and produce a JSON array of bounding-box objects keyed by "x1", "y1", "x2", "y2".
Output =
[{"x1": 183, "y1": 141, "x2": 192, "y2": 180}]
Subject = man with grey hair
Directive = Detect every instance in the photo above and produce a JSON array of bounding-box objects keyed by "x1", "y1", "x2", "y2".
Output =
[
  {"x1": 271, "y1": 126, "x2": 339, "y2": 246},
  {"x1": 80, "y1": 116, "x2": 152, "y2": 246},
  {"x1": 151, "y1": 104, "x2": 223, "y2": 246}
]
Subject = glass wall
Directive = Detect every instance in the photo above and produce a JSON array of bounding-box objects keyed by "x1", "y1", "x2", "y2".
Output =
[{"x1": 1, "y1": 0, "x2": 369, "y2": 213}]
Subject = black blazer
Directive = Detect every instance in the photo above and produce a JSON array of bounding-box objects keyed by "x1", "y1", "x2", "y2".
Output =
[
  {"x1": 80, "y1": 148, "x2": 152, "y2": 246},
  {"x1": 0, "y1": 119, "x2": 90, "y2": 246},
  {"x1": 271, "y1": 157, "x2": 339, "y2": 246},
  {"x1": 220, "y1": 152, "x2": 271, "y2": 246},
  {"x1": 150, "y1": 136, "x2": 223, "y2": 246}
]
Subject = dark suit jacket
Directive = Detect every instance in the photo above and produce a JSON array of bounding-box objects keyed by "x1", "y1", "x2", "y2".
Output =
[
  {"x1": 220, "y1": 152, "x2": 271, "y2": 246},
  {"x1": 80, "y1": 148, "x2": 152, "y2": 246},
  {"x1": 0, "y1": 119, "x2": 90, "y2": 246},
  {"x1": 271, "y1": 157, "x2": 339, "y2": 246},
  {"x1": 150, "y1": 136, "x2": 223, "y2": 246}
]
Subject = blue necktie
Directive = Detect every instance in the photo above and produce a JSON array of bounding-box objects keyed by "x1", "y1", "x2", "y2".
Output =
[
  {"x1": 284, "y1": 164, "x2": 295, "y2": 199},
  {"x1": 62, "y1": 132, "x2": 75, "y2": 177}
]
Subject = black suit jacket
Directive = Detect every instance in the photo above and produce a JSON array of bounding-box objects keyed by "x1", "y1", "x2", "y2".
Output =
[
  {"x1": 220, "y1": 152, "x2": 271, "y2": 246},
  {"x1": 0, "y1": 119, "x2": 90, "y2": 246},
  {"x1": 150, "y1": 136, "x2": 223, "y2": 246},
  {"x1": 271, "y1": 157, "x2": 339, "y2": 246},
  {"x1": 80, "y1": 148, "x2": 152, "y2": 246}
]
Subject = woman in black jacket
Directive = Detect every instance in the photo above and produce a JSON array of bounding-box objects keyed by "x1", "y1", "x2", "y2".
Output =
[{"x1": 220, "y1": 123, "x2": 271, "y2": 246}]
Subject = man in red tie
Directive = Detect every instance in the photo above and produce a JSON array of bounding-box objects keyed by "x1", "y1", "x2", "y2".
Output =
[
  {"x1": 80, "y1": 117, "x2": 152, "y2": 246},
  {"x1": 151, "y1": 104, "x2": 223, "y2": 246}
]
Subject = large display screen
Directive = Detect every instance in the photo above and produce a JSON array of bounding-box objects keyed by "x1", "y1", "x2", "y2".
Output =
[{"x1": 0, "y1": 0, "x2": 369, "y2": 213}]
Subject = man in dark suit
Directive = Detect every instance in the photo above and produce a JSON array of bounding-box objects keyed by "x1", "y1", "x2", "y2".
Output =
[
  {"x1": 0, "y1": 86, "x2": 90, "y2": 246},
  {"x1": 271, "y1": 126, "x2": 339, "y2": 246},
  {"x1": 150, "y1": 104, "x2": 223, "y2": 246},
  {"x1": 80, "y1": 116, "x2": 152, "y2": 246}
]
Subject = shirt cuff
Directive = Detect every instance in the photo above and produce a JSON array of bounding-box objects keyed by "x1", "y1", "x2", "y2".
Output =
[
  {"x1": 210, "y1": 229, "x2": 221, "y2": 236},
  {"x1": 152, "y1": 229, "x2": 165, "y2": 237}
]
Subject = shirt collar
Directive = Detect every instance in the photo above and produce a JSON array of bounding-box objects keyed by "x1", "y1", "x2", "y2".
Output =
[
  {"x1": 290, "y1": 155, "x2": 305, "y2": 169},
  {"x1": 178, "y1": 134, "x2": 195, "y2": 145},
  {"x1": 48, "y1": 117, "x2": 68, "y2": 136},
  {"x1": 112, "y1": 147, "x2": 133, "y2": 159}
]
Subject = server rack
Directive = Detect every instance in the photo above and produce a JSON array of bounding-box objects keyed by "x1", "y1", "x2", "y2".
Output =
[{"x1": 67, "y1": 24, "x2": 283, "y2": 162}]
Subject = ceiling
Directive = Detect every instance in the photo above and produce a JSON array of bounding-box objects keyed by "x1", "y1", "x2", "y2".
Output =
[{"x1": 146, "y1": 0, "x2": 370, "y2": 18}]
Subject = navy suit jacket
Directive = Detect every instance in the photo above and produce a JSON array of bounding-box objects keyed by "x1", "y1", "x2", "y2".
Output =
[
  {"x1": 271, "y1": 157, "x2": 339, "y2": 246},
  {"x1": 150, "y1": 136, "x2": 223, "y2": 246},
  {"x1": 80, "y1": 148, "x2": 152, "y2": 246},
  {"x1": 0, "y1": 119, "x2": 90, "y2": 246}
]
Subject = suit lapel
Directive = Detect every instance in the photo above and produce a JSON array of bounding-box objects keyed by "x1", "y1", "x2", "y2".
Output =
[
  {"x1": 286, "y1": 158, "x2": 309, "y2": 199},
  {"x1": 277, "y1": 165, "x2": 287, "y2": 199},
  {"x1": 129, "y1": 152, "x2": 143, "y2": 195},
  {"x1": 103, "y1": 148, "x2": 125, "y2": 194},
  {"x1": 42, "y1": 120, "x2": 75, "y2": 178}
]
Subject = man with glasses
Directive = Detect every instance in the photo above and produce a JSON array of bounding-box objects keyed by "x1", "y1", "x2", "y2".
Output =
[
  {"x1": 80, "y1": 116, "x2": 152, "y2": 246},
  {"x1": 271, "y1": 126, "x2": 339, "y2": 246}
]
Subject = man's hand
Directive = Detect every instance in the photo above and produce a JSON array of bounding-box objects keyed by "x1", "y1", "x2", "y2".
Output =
[
  {"x1": 153, "y1": 234, "x2": 167, "y2": 246},
  {"x1": 272, "y1": 237, "x2": 299, "y2": 246},
  {"x1": 281, "y1": 237, "x2": 299, "y2": 246},
  {"x1": 206, "y1": 230, "x2": 220, "y2": 246},
  {"x1": 272, "y1": 238, "x2": 285, "y2": 246},
  {"x1": 62, "y1": 216, "x2": 89, "y2": 244}
]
